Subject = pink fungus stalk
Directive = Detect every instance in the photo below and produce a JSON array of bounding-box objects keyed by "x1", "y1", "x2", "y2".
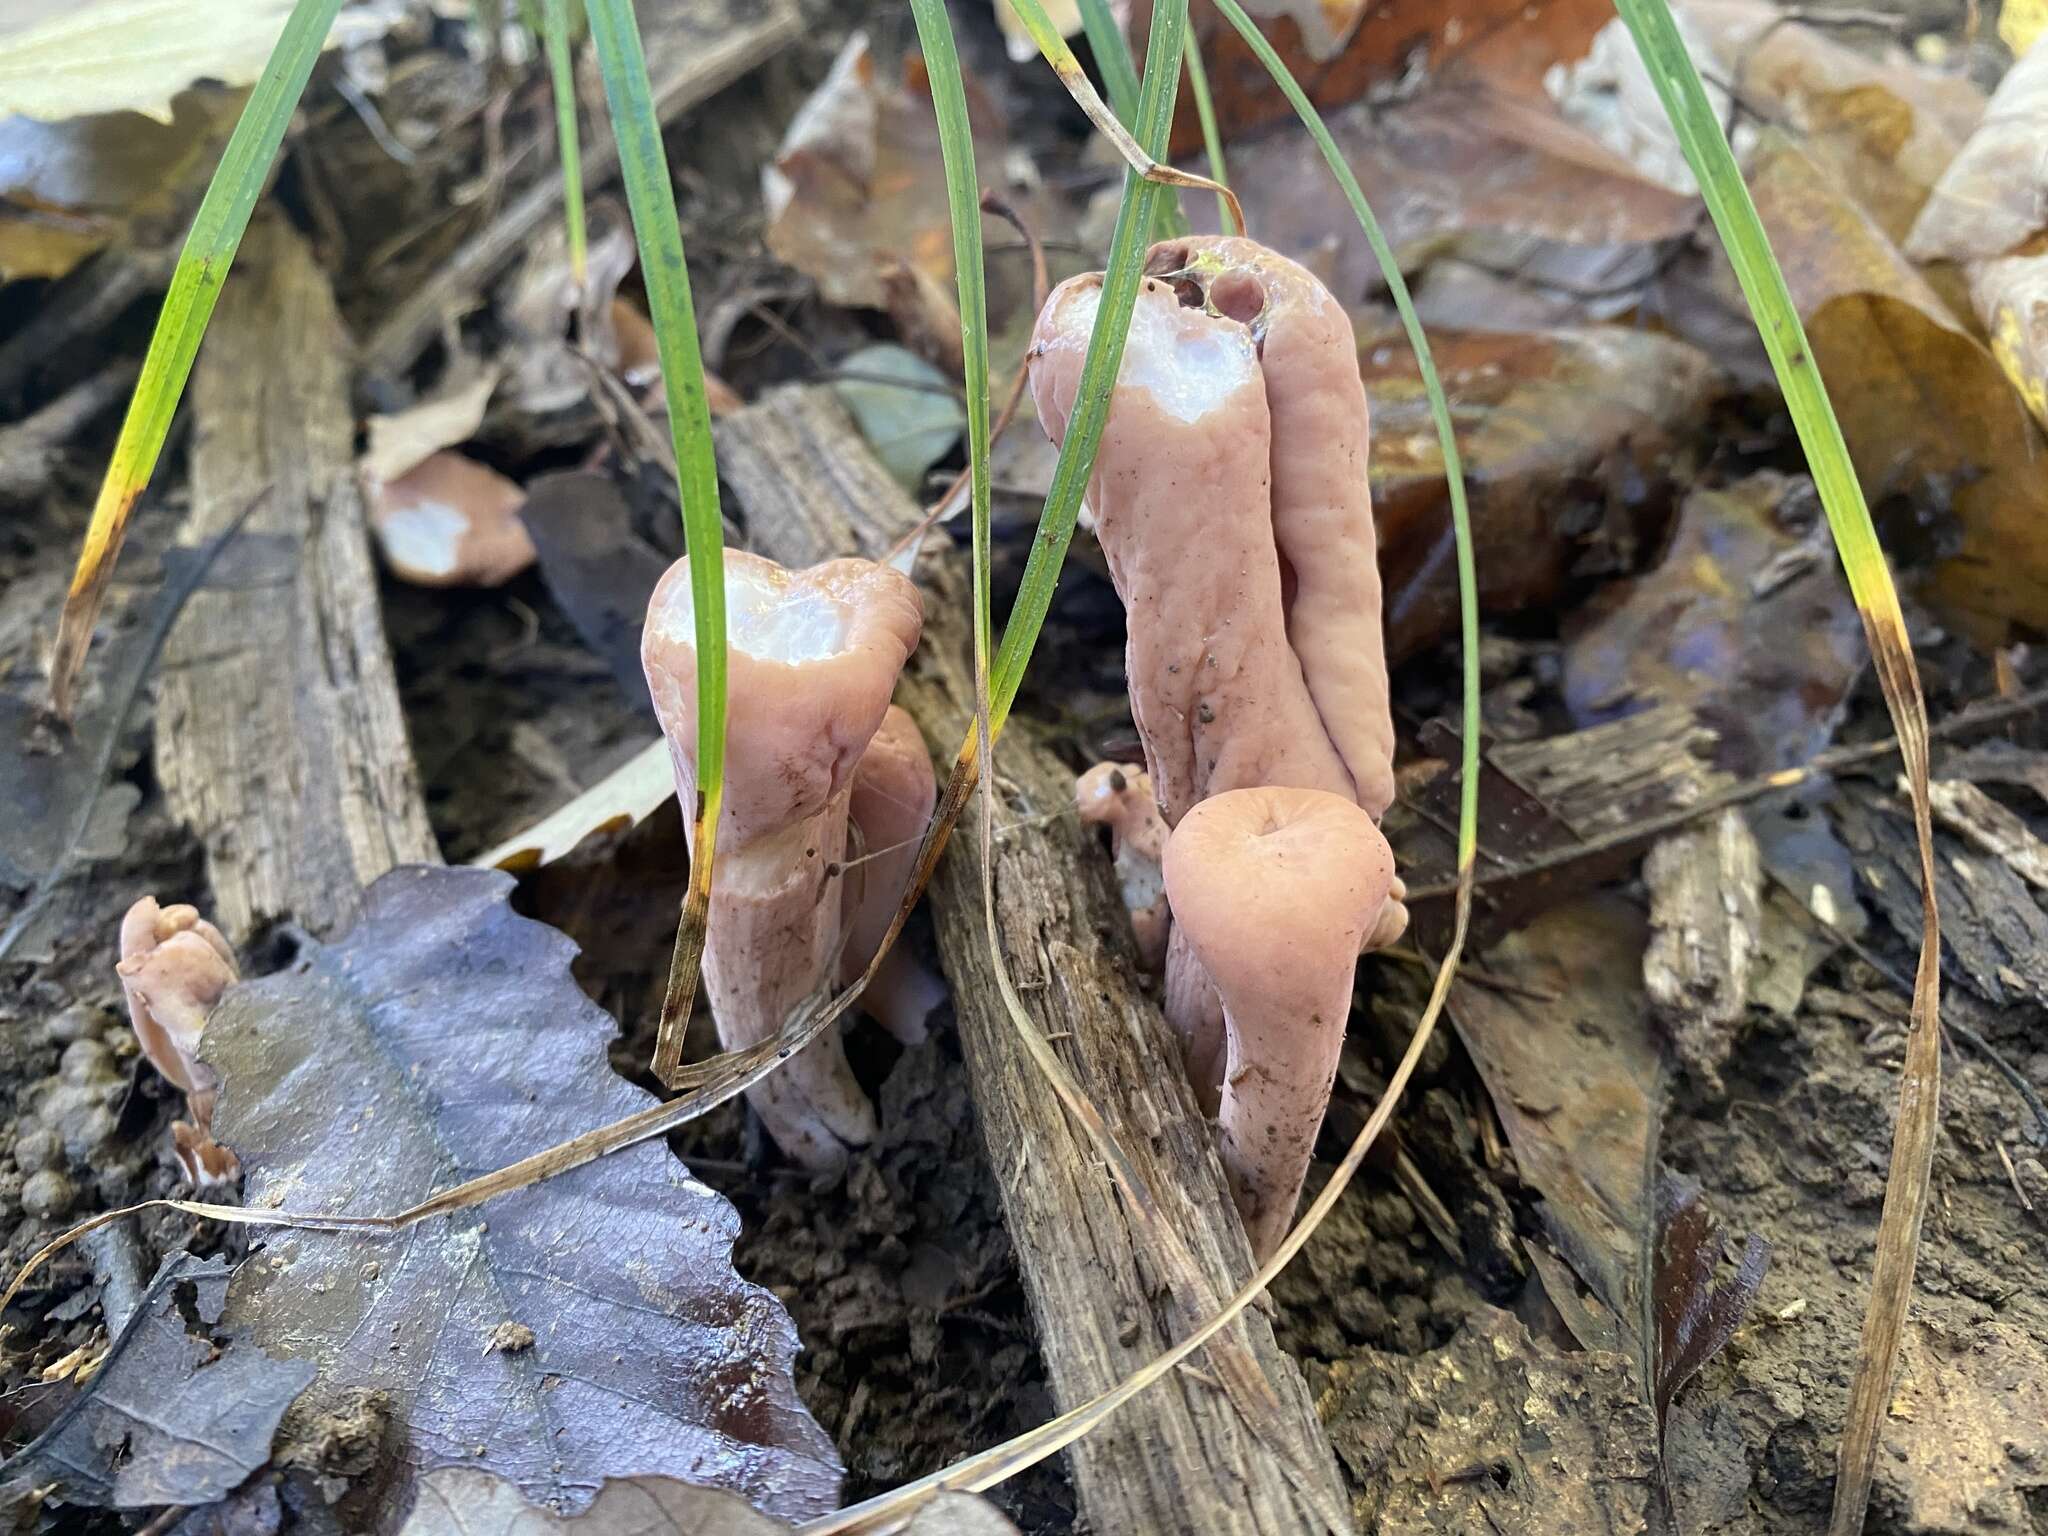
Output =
[
  {"x1": 839, "y1": 705, "x2": 944, "y2": 1046},
  {"x1": 643, "y1": 548, "x2": 927, "y2": 1169},
  {"x1": 117, "y1": 898, "x2": 241, "y2": 1187},
  {"x1": 1163, "y1": 787, "x2": 1398, "y2": 1260},
  {"x1": 1030, "y1": 235, "x2": 1407, "y2": 1246}
]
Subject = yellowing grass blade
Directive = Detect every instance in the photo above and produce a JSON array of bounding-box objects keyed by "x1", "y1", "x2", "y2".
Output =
[
  {"x1": 1606, "y1": 4, "x2": 1941, "y2": 1531},
  {"x1": 46, "y1": 0, "x2": 345, "y2": 720}
]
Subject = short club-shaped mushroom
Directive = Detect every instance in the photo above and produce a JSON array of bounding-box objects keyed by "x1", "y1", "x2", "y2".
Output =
[
  {"x1": 1163, "y1": 786, "x2": 1398, "y2": 1261},
  {"x1": 1075, "y1": 762, "x2": 1170, "y2": 970},
  {"x1": 839, "y1": 704, "x2": 944, "y2": 1046},
  {"x1": 643, "y1": 548, "x2": 923, "y2": 1169},
  {"x1": 368, "y1": 451, "x2": 534, "y2": 588},
  {"x1": 117, "y1": 897, "x2": 241, "y2": 1187}
]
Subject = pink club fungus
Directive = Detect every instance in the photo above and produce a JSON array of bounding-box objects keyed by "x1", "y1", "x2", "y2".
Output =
[
  {"x1": 367, "y1": 450, "x2": 535, "y2": 588},
  {"x1": 1163, "y1": 787, "x2": 1398, "y2": 1260},
  {"x1": 642, "y1": 548, "x2": 924, "y2": 1169},
  {"x1": 116, "y1": 897, "x2": 241, "y2": 1187},
  {"x1": 1075, "y1": 762, "x2": 1169, "y2": 970},
  {"x1": 1030, "y1": 235, "x2": 1408, "y2": 1250}
]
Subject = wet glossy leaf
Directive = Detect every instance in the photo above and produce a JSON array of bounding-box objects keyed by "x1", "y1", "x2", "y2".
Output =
[
  {"x1": 1562, "y1": 471, "x2": 1865, "y2": 776},
  {"x1": 0, "y1": 1252, "x2": 313, "y2": 1512},
  {"x1": 204, "y1": 865, "x2": 841, "y2": 1528}
]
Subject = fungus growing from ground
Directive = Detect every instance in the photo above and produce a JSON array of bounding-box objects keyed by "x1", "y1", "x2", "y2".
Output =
[
  {"x1": 116, "y1": 897, "x2": 240, "y2": 1187},
  {"x1": 643, "y1": 548, "x2": 924, "y2": 1168},
  {"x1": 367, "y1": 450, "x2": 534, "y2": 587},
  {"x1": 1029, "y1": 236, "x2": 1404, "y2": 1089},
  {"x1": 1163, "y1": 787, "x2": 1398, "y2": 1259},
  {"x1": 1075, "y1": 762, "x2": 1169, "y2": 971}
]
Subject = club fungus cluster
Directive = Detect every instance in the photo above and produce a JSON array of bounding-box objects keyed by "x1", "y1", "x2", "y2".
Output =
[
  {"x1": 638, "y1": 236, "x2": 1400, "y2": 1257},
  {"x1": 1032, "y1": 236, "x2": 1405, "y2": 1257},
  {"x1": 643, "y1": 549, "x2": 935, "y2": 1170}
]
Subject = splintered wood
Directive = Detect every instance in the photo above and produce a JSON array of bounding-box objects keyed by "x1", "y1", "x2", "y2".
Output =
[{"x1": 156, "y1": 216, "x2": 439, "y2": 942}]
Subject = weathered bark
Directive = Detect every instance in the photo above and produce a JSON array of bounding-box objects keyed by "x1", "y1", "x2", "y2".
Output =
[
  {"x1": 716, "y1": 386, "x2": 1349, "y2": 1536},
  {"x1": 156, "y1": 215, "x2": 440, "y2": 943}
]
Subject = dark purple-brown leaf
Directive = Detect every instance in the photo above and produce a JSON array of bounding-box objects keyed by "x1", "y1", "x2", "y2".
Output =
[
  {"x1": 203, "y1": 865, "x2": 841, "y2": 1531},
  {"x1": 1651, "y1": 1172, "x2": 1769, "y2": 1434}
]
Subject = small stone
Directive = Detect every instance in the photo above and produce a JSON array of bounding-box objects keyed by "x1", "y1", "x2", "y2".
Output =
[
  {"x1": 21, "y1": 1170, "x2": 76, "y2": 1220},
  {"x1": 59, "y1": 1039, "x2": 114, "y2": 1085},
  {"x1": 44, "y1": 1006, "x2": 100, "y2": 1047},
  {"x1": 58, "y1": 1105, "x2": 119, "y2": 1162},
  {"x1": 12, "y1": 1129, "x2": 61, "y2": 1173}
]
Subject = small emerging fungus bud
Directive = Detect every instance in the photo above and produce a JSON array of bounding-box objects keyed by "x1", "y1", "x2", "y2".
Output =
[
  {"x1": 1075, "y1": 762, "x2": 1169, "y2": 971},
  {"x1": 1163, "y1": 787, "x2": 1398, "y2": 1260},
  {"x1": 116, "y1": 898, "x2": 241, "y2": 1188},
  {"x1": 840, "y1": 706, "x2": 944, "y2": 1045},
  {"x1": 643, "y1": 549, "x2": 924, "y2": 1169},
  {"x1": 368, "y1": 451, "x2": 535, "y2": 587}
]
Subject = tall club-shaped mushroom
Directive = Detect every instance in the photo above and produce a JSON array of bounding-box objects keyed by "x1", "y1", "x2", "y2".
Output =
[
  {"x1": 1164, "y1": 787, "x2": 1399, "y2": 1260},
  {"x1": 643, "y1": 549, "x2": 924, "y2": 1169},
  {"x1": 1029, "y1": 235, "x2": 1402, "y2": 1106}
]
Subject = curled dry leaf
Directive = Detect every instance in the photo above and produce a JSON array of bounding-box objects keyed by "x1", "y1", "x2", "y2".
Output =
[
  {"x1": 1562, "y1": 471, "x2": 1864, "y2": 776},
  {"x1": 1907, "y1": 39, "x2": 2048, "y2": 431},
  {"x1": 1364, "y1": 323, "x2": 1724, "y2": 662},
  {"x1": 1748, "y1": 133, "x2": 2048, "y2": 645},
  {"x1": 402, "y1": 1467, "x2": 1022, "y2": 1535},
  {"x1": 202, "y1": 865, "x2": 841, "y2": 1528},
  {"x1": 360, "y1": 366, "x2": 504, "y2": 489},
  {"x1": 0, "y1": 1251, "x2": 313, "y2": 1513},
  {"x1": 472, "y1": 738, "x2": 674, "y2": 873},
  {"x1": 367, "y1": 451, "x2": 536, "y2": 589}
]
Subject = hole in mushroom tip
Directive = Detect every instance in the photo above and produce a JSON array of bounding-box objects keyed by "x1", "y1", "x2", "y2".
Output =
[
  {"x1": 1145, "y1": 242, "x2": 1191, "y2": 281},
  {"x1": 1207, "y1": 272, "x2": 1265, "y2": 329}
]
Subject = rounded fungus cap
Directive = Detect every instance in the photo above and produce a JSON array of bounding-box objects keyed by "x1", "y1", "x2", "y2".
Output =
[
  {"x1": 1163, "y1": 786, "x2": 1397, "y2": 1259},
  {"x1": 642, "y1": 549, "x2": 924, "y2": 845},
  {"x1": 368, "y1": 451, "x2": 534, "y2": 588}
]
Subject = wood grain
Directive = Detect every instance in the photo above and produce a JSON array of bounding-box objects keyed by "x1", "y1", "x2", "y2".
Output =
[{"x1": 157, "y1": 215, "x2": 439, "y2": 942}]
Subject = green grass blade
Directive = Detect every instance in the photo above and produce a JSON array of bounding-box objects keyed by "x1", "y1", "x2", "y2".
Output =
[
  {"x1": 988, "y1": 0, "x2": 1188, "y2": 727},
  {"x1": 1603, "y1": 6, "x2": 1941, "y2": 1534},
  {"x1": 1208, "y1": 0, "x2": 1479, "y2": 872},
  {"x1": 1077, "y1": 0, "x2": 1141, "y2": 125},
  {"x1": 540, "y1": 0, "x2": 588, "y2": 286},
  {"x1": 584, "y1": 0, "x2": 729, "y2": 1088},
  {"x1": 46, "y1": 0, "x2": 345, "y2": 718},
  {"x1": 906, "y1": 0, "x2": 992, "y2": 672},
  {"x1": 1181, "y1": 27, "x2": 1236, "y2": 234}
]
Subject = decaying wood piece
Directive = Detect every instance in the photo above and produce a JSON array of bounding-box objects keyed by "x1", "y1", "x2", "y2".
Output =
[
  {"x1": 360, "y1": 0, "x2": 801, "y2": 382},
  {"x1": 156, "y1": 215, "x2": 439, "y2": 942},
  {"x1": 716, "y1": 386, "x2": 1349, "y2": 1536},
  {"x1": 1643, "y1": 809, "x2": 1763, "y2": 1097}
]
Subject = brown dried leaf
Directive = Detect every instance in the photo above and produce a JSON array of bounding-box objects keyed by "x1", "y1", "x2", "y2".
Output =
[
  {"x1": 1749, "y1": 133, "x2": 2048, "y2": 644},
  {"x1": 203, "y1": 866, "x2": 841, "y2": 1528},
  {"x1": 763, "y1": 34, "x2": 1001, "y2": 312},
  {"x1": 1214, "y1": 84, "x2": 1696, "y2": 305},
  {"x1": 1364, "y1": 324, "x2": 1724, "y2": 662},
  {"x1": 0, "y1": 1251, "x2": 313, "y2": 1512},
  {"x1": 1167, "y1": 0, "x2": 1615, "y2": 151},
  {"x1": 1562, "y1": 471, "x2": 1865, "y2": 776},
  {"x1": 1650, "y1": 1172, "x2": 1768, "y2": 1435}
]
